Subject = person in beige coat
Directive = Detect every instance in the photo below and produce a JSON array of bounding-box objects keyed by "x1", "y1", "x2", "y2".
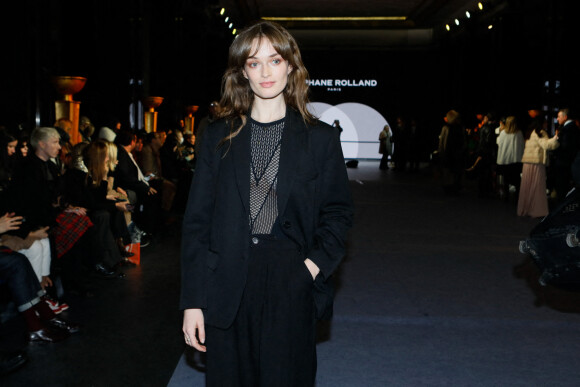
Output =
[{"x1": 517, "y1": 120, "x2": 559, "y2": 218}]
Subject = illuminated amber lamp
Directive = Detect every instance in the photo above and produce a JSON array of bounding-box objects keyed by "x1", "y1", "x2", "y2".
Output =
[
  {"x1": 143, "y1": 96, "x2": 163, "y2": 133},
  {"x1": 184, "y1": 105, "x2": 199, "y2": 134},
  {"x1": 53, "y1": 76, "x2": 86, "y2": 144}
]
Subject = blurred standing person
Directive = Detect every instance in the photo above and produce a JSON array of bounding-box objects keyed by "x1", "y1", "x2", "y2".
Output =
[
  {"x1": 438, "y1": 110, "x2": 465, "y2": 195},
  {"x1": 495, "y1": 116, "x2": 524, "y2": 201},
  {"x1": 550, "y1": 108, "x2": 580, "y2": 201},
  {"x1": 79, "y1": 116, "x2": 95, "y2": 142},
  {"x1": 332, "y1": 119, "x2": 343, "y2": 138},
  {"x1": 392, "y1": 116, "x2": 409, "y2": 171},
  {"x1": 378, "y1": 123, "x2": 392, "y2": 170},
  {"x1": 180, "y1": 21, "x2": 353, "y2": 386},
  {"x1": 466, "y1": 113, "x2": 498, "y2": 197},
  {"x1": 407, "y1": 118, "x2": 422, "y2": 172},
  {"x1": 517, "y1": 118, "x2": 559, "y2": 217}
]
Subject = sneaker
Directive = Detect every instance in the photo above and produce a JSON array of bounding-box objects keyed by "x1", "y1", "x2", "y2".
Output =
[
  {"x1": 57, "y1": 301, "x2": 69, "y2": 312},
  {"x1": 44, "y1": 297, "x2": 69, "y2": 314},
  {"x1": 140, "y1": 233, "x2": 151, "y2": 248}
]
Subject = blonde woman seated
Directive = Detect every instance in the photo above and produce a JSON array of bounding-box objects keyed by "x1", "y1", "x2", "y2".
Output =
[
  {"x1": 64, "y1": 141, "x2": 134, "y2": 275},
  {"x1": 105, "y1": 141, "x2": 132, "y2": 226}
]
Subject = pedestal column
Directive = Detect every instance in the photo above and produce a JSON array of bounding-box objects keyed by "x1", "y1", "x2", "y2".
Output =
[
  {"x1": 53, "y1": 76, "x2": 86, "y2": 144},
  {"x1": 143, "y1": 96, "x2": 163, "y2": 133},
  {"x1": 184, "y1": 105, "x2": 198, "y2": 133}
]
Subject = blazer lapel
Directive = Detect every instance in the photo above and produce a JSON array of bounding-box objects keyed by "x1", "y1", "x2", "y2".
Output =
[
  {"x1": 277, "y1": 109, "x2": 306, "y2": 216},
  {"x1": 231, "y1": 120, "x2": 251, "y2": 219}
]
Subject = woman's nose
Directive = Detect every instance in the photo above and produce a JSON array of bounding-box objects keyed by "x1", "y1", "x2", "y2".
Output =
[{"x1": 261, "y1": 65, "x2": 270, "y2": 77}]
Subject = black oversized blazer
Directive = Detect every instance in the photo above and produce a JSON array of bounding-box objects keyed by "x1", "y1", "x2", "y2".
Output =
[{"x1": 180, "y1": 107, "x2": 354, "y2": 329}]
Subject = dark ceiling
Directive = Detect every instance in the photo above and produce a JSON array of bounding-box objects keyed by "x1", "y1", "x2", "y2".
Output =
[
  {"x1": 220, "y1": 0, "x2": 507, "y2": 49},
  {"x1": 1, "y1": 0, "x2": 578, "y2": 132}
]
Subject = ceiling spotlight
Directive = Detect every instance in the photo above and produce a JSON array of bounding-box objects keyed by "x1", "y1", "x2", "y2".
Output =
[
  {"x1": 478, "y1": 2, "x2": 483, "y2": 10},
  {"x1": 229, "y1": 22, "x2": 233, "y2": 29},
  {"x1": 220, "y1": 8, "x2": 225, "y2": 15},
  {"x1": 466, "y1": 11, "x2": 471, "y2": 18},
  {"x1": 488, "y1": 24, "x2": 493, "y2": 29},
  {"x1": 445, "y1": 24, "x2": 450, "y2": 31},
  {"x1": 455, "y1": 18, "x2": 460, "y2": 26},
  {"x1": 225, "y1": 16, "x2": 229, "y2": 22},
  {"x1": 232, "y1": 29, "x2": 237, "y2": 35}
]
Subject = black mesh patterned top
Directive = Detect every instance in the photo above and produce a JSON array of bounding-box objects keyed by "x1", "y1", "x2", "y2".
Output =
[{"x1": 248, "y1": 117, "x2": 284, "y2": 234}]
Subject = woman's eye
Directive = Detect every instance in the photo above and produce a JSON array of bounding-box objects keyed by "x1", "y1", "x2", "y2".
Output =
[
  {"x1": 272, "y1": 58, "x2": 281, "y2": 65},
  {"x1": 248, "y1": 62, "x2": 258, "y2": 68}
]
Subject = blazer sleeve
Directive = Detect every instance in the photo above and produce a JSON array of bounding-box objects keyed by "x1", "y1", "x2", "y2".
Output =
[
  {"x1": 179, "y1": 123, "x2": 221, "y2": 310},
  {"x1": 306, "y1": 125, "x2": 354, "y2": 279}
]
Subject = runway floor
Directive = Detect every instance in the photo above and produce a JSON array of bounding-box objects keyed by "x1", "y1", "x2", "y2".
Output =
[{"x1": 3, "y1": 160, "x2": 580, "y2": 386}]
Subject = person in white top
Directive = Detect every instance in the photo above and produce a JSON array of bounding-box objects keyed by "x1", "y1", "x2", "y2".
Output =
[{"x1": 496, "y1": 116, "x2": 525, "y2": 200}]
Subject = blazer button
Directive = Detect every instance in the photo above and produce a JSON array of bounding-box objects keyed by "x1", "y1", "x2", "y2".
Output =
[
  {"x1": 283, "y1": 221, "x2": 292, "y2": 229},
  {"x1": 251, "y1": 237, "x2": 259, "y2": 245}
]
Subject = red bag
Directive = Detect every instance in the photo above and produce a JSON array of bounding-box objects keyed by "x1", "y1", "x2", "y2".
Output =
[{"x1": 125, "y1": 243, "x2": 141, "y2": 265}]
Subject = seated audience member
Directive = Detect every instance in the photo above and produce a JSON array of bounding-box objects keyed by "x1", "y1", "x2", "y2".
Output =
[
  {"x1": 159, "y1": 130, "x2": 185, "y2": 184},
  {"x1": 104, "y1": 141, "x2": 134, "y2": 243},
  {"x1": 141, "y1": 132, "x2": 177, "y2": 213},
  {"x1": 0, "y1": 213, "x2": 78, "y2": 345},
  {"x1": 64, "y1": 141, "x2": 134, "y2": 276},
  {"x1": 6, "y1": 127, "x2": 65, "y2": 235},
  {"x1": 140, "y1": 132, "x2": 162, "y2": 179},
  {"x1": 0, "y1": 225, "x2": 52, "y2": 285},
  {"x1": 161, "y1": 130, "x2": 193, "y2": 211},
  {"x1": 53, "y1": 118, "x2": 74, "y2": 174},
  {"x1": 16, "y1": 133, "x2": 30, "y2": 159},
  {"x1": 114, "y1": 130, "x2": 160, "y2": 238},
  {"x1": 53, "y1": 118, "x2": 72, "y2": 148},
  {"x1": 182, "y1": 131, "x2": 196, "y2": 168},
  {"x1": 0, "y1": 130, "x2": 67, "y2": 311},
  {"x1": 97, "y1": 117, "x2": 122, "y2": 144},
  {"x1": 0, "y1": 130, "x2": 18, "y2": 204},
  {"x1": 98, "y1": 126, "x2": 116, "y2": 143},
  {"x1": 5, "y1": 127, "x2": 95, "y2": 292},
  {"x1": 79, "y1": 116, "x2": 95, "y2": 142}
]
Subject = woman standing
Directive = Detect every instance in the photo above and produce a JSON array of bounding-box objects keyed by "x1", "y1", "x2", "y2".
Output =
[
  {"x1": 379, "y1": 123, "x2": 392, "y2": 170},
  {"x1": 496, "y1": 116, "x2": 525, "y2": 201},
  {"x1": 517, "y1": 119, "x2": 559, "y2": 218},
  {"x1": 181, "y1": 21, "x2": 353, "y2": 386},
  {"x1": 438, "y1": 109, "x2": 465, "y2": 194}
]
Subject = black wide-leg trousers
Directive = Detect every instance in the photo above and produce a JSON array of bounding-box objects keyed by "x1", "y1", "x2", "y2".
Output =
[{"x1": 205, "y1": 237, "x2": 317, "y2": 387}]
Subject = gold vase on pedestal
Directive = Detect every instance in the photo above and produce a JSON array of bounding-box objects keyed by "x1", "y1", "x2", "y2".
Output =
[
  {"x1": 143, "y1": 96, "x2": 164, "y2": 133},
  {"x1": 53, "y1": 76, "x2": 87, "y2": 144},
  {"x1": 184, "y1": 105, "x2": 199, "y2": 134}
]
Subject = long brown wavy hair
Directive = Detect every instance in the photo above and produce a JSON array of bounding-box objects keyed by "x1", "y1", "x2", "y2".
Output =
[
  {"x1": 217, "y1": 20, "x2": 316, "y2": 145},
  {"x1": 84, "y1": 140, "x2": 109, "y2": 187}
]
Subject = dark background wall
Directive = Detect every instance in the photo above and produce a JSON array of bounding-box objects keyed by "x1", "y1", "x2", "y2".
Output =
[{"x1": 0, "y1": 0, "x2": 578, "y2": 144}]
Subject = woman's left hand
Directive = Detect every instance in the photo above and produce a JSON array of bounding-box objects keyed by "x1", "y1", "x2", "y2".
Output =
[{"x1": 40, "y1": 276, "x2": 53, "y2": 290}]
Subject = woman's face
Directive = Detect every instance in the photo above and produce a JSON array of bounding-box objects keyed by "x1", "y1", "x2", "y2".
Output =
[
  {"x1": 242, "y1": 38, "x2": 292, "y2": 102},
  {"x1": 6, "y1": 140, "x2": 17, "y2": 156},
  {"x1": 20, "y1": 142, "x2": 28, "y2": 157}
]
